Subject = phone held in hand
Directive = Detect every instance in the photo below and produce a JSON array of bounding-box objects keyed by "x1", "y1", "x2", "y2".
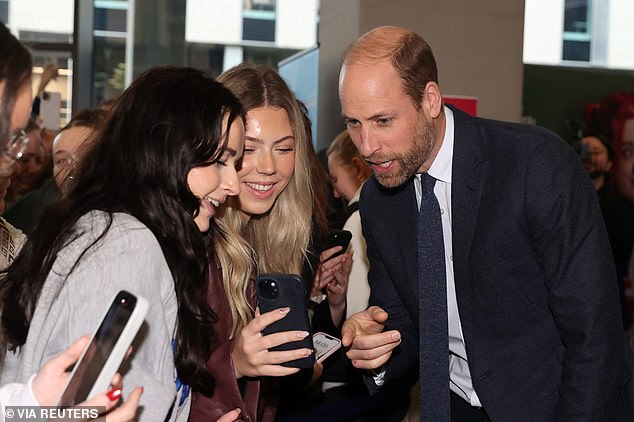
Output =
[
  {"x1": 256, "y1": 274, "x2": 315, "y2": 369},
  {"x1": 323, "y1": 229, "x2": 352, "y2": 260},
  {"x1": 313, "y1": 332, "x2": 342, "y2": 363},
  {"x1": 57, "y1": 290, "x2": 149, "y2": 407}
]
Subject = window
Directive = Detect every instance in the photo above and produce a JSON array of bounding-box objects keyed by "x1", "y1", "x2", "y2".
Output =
[
  {"x1": 0, "y1": 0, "x2": 8, "y2": 23},
  {"x1": 243, "y1": 0, "x2": 276, "y2": 42},
  {"x1": 562, "y1": 0, "x2": 591, "y2": 62},
  {"x1": 244, "y1": 0, "x2": 276, "y2": 12},
  {"x1": 524, "y1": 0, "x2": 634, "y2": 70}
]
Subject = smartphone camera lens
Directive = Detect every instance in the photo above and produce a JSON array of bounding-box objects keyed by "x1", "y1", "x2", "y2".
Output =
[{"x1": 258, "y1": 278, "x2": 279, "y2": 299}]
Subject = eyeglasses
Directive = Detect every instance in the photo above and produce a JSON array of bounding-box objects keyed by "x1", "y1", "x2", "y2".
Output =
[
  {"x1": 6, "y1": 129, "x2": 30, "y2": 161},
  {"x1": 0, "y1": 129, "x2": 30, "y2": 178}
]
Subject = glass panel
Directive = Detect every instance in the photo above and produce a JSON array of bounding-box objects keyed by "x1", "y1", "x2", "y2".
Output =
[
  {"x1": 93, "y1": 36, "x2": 126, "y2": 105},
  {"x1": 564, "y1": 0, "x2": 589, "y2": 33},
  {"x1": 94, "y1": 7, "x2": 127, "y2": 32},
  {"x1": 244, "y1": 0, "x2": 276, "y2": 12},
  {"x1": 0, "y1": 1, "x2": 8, "y2": 23},
  {"x1": 563, "y1": 0, "x2": 591, "y2": 62},
  {"x1": 242, "y1": 17, "x2": 275, "y2": 42},
  {"x1": 563, "y1": 39, "x2": 591, "y2": 61}
]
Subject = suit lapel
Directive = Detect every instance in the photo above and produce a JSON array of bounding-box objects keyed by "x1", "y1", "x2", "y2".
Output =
[
  {"x1": 449, "y1": 106, "x2": 489, "y2": 352},
  {"x1": 375, "y1": 177, "x2": 420, "y2": 317}
]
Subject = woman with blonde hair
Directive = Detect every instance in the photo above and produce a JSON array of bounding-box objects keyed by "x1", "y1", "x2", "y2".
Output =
[{"x1": 190, "y1": 63, "x2": 351, "y2": 421}]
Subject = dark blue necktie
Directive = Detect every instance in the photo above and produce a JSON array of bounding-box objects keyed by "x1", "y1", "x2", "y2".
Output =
[{"x1": 417, "y1": 173, "x2": 449, "y2": 421}]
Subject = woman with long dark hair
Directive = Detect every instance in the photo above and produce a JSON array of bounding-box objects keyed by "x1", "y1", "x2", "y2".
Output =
[{"x1": 0, "y1": 65, "x2": 245, "y2": 421}]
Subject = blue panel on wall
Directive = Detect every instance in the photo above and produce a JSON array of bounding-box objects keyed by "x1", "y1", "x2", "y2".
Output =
[{"x1": 278, "y1": 46, "x2": 319, "y2": 146}]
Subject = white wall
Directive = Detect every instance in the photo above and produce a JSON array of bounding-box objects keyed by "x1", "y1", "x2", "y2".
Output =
[
  {"x1": 523, "y1": 0, "x2": 563, "y2": 65},
  {"x1": 9, "y1": 0, "x2": 74, "y2": 34},
  {"x1": 276, "y1": 0, "x2": 318, "y2": 49},
  {"x1": 608, "y1": 0, "x2": 634, "y2": 69},
  {"x1": 185, "y1": 0, "x2": 242, "y2": 44}
]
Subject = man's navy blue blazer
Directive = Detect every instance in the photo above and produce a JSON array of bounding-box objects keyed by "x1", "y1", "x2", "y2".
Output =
[{"x1": 358, "y1": 105, "x2": 634, "y2": 421}]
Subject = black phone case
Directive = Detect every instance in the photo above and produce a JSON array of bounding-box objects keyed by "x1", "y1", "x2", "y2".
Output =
[
  {"x1": 324, "y1": 229, "x2": 352, "y2": 260},
  {"x1": 256, "y1": 273, "x2": 315, "y2": 368}
]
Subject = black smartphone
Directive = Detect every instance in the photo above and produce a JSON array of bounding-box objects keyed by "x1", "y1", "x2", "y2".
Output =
[
  {"x1": 323, "y1": 229, "x2": 352, "y2": 260},
  {"x1": 57, "y1": 290, "x2": 148, "y2": 407},
  {"x1": 256, "y1": 274, "x2": 315, "y2": 369}
]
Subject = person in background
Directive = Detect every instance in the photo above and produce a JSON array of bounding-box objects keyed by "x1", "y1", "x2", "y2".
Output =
[
  {"x1": 598, "y1": 93, "x2": 634, "y2": 205},
  {"x1": 302, "y1": 129, "x2": 410, "y2": 422},
  {"x1": 5, "y1": 117, "x2": 49, "y2": 208},
  {"x1": 0, "y1": 65, "x2": 245, "y2": 421},
  {"x1": 0, "y1": 20, "x2": 142, "y2": 421},
  {"x1": 326, "y1": 129, "x2": 372, "y2": 318},
  {"x1": 0, "y1": 22, "x2": 32, "y2": 268},
  {"x1": 189, "y1": 63, "x2": 351, "y2": 422},
  {"x1": 51, "y1": 108, "x2": 108, "y2": 196},
  {"x1": 581, "y1": 130, "x2": 634, "y2": 331},
  {"x1": 340, "y1": 26, "x2": 633, "y2": 421},
  {"x1": 3, "y1": 108, "x2": 108, "y2": 235},
  {"x1": 596, "y1": 92, "x2": 634, "y2": 332}
]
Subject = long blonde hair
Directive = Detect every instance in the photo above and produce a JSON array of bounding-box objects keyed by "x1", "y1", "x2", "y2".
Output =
[{"x1": 215, "y1": 63, "x2": 314, "y2": 336}]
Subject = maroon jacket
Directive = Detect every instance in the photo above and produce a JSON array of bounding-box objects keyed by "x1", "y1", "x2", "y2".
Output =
[{"x1": 189, "y1": 255, "x2": 276, "y2": 422}]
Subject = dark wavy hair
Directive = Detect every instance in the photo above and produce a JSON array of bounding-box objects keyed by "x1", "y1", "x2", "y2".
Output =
[
  {"x1": 0, "y1": 21, "x2": 33, "y2": 146},
  {"x1": 0, "y1": 66, "x2": 245, "y2": 396}
]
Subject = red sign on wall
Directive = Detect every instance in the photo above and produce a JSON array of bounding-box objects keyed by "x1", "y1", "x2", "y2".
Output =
[{"x1": 444, "y1": 95, "x2": 478, "y2": 117}]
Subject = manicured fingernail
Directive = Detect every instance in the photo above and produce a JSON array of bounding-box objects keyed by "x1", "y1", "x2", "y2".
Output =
[
  {"x1": 392, "y1": 332, "x2": 401, "y2": 341},
  {"x1": 297, "y1": 331, "x2": 309, "y2": 338},
  {"x1": 107, "y1": 387, "x2": 122, "y2": 401},
  {"x1": 279, "y1": 307, "x2": 290, "y2": 314},
  {"x1": 303, "y1": 348, "x2": 313, "y2": 356}
]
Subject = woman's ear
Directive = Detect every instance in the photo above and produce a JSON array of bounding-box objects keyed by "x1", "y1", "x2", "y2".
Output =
[{"x1": 351, "y1": 156, "x2": 371, "y2": 181}]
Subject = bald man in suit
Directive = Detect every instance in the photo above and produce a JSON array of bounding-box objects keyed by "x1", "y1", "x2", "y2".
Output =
[{"x1": 339, "y1": 26, "x2": 633, "y2": 421}]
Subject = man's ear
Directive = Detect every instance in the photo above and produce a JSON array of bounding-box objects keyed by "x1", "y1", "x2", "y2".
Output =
[{"x1": 421, "y1": 81, "x2": 442, "y2": 119}]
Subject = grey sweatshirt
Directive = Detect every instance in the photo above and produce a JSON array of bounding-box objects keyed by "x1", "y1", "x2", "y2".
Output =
[{"x1": 0, "y1": 211, "x2": 189, "y2": 421}]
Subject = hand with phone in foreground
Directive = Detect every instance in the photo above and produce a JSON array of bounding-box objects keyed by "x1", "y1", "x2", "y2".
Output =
[
  {"x1": 231, "y1": 307, "x2": 313, "y2": 379},
  {"x1": 26, "y1": 336, "x2": 142, "y2": 421},
  {"x1": 341, "y1": 306, "x2": 402, "y2": 370},
  {"x1": 28, "y1": 337, "x2": 240, "y2": 422}
]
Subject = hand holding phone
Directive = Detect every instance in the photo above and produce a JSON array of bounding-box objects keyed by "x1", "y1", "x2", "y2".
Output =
[
  {"x1": 323, "y1": 230, "x2": 352, "y2": 261},
  {"x1": 256, "y1": 274, "x2": 315, "y2": 369},
  {"x1": 57, "y1": 290, "x2": 148, "y2": 407}
]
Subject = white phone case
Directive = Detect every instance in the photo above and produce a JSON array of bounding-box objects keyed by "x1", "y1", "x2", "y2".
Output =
[
  {"x1": 57, "y1": 290, "x2": 149, "y2": 406},
  {"x1": 313, "y1": 331, "x2": 342, "y2": 363}
]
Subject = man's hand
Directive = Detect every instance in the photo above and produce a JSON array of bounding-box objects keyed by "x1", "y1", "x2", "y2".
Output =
[{"x1": 341, "y1": 306, "x2": 401, "y2": 369}]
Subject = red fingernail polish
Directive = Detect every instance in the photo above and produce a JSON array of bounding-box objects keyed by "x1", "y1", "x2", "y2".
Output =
[{"x1": 107, "y1": 387, "x2": 122, "y2": 401}]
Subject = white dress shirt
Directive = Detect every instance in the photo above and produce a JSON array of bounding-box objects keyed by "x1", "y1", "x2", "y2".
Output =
[
  {"x1": 414, "y1": 106, "x2": 482, "y2": 407},
  {"x1": 344, "y1": 185, "x2": 371, "y2": 319}
]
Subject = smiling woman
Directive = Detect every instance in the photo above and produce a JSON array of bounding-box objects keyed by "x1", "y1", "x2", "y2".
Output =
[
  {"x1": 0, "y1": 21, "x2": 146, "y2": 422},
  {"x1": 0, "y1": 65, "x2": 246, "y2": 422},
  {"x1": 190, "y1": 63, "x2": 319, "y2": 422},
  {"x1": 238, "y1": 106, "x2": 296, "y2": 218}
]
